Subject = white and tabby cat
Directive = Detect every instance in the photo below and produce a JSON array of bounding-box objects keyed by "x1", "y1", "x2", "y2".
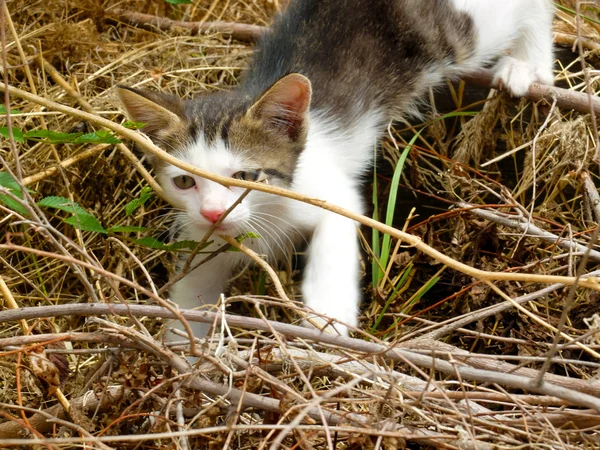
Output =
[{"x1": 118, "y1": 0, "x2": 554, "y2": 338}]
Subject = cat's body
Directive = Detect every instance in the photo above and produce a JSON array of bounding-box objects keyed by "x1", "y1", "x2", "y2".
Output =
[{"x1": 118, "y1": 0, "x2": 554, "y2": 338}]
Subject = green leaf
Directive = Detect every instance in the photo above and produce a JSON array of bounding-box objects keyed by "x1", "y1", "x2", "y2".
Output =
[
  {"x1": 38, "y1": 196, "x2": 107, "y2": 234},
  {"x1": 125, "y1": 186, "x2": 153, "y2": 216},
  {"x1": 64, "y1": 214, "x2": 107, "y2": 234},
  {"x1": 236, "y1": 231, "x2": 261, "y2": 242},
  {"x1": 20, "y1": 129, "x2": 121, "y2": 145},
  {"x1": 372, "y1": 146, "x2": 381, "y2": 288},
  {"x1": 168, "y1": 240, "x2": 205, "y2": 251},
  {"x1": 73, "y1": 130, "x2": 121, "y2": 144},
  {"x1": 371, "y1": 263, "x2": 413, "y2": 333},
  {"x1": 0, "y1": 194, "x2": 29, "y2": 215},
  {"x1": 0, "y1": 105, "x2": 21, "y2": 114},
  {"x1": 23, "y1": 130, "x2": 81, "y2": 143},
  {"x1": 0, "y1": 172, "x2": 29, "y2": 215},
  {"x1": 164, "y1": 0, "x2": 192, "y2": 4},
  {"x1": 108, "y1": 225, "x2": 150, "y2": 233},
  {"x1": 133, "y1": 237, "x2": 206, "y2": 251},
  {"x1": 0, "y1": 171, "x2": 23, "y2": 193},
  {"x1": 133, "y1": 237, "x2": 167, "y2": 249},
  {"x1": 123, "y1": 120, "x2": 146, "y2": 130},
  {"x1": 38, "y1": 196, "x2": 89, "y2": 216},
  {"x1": 0, "y1": 127, "x2": 24, "y2": 143}
]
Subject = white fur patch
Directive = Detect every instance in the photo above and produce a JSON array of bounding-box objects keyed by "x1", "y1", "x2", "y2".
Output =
[{"x1": 449, "y1": 0, "x2": 554, "y2": 94}]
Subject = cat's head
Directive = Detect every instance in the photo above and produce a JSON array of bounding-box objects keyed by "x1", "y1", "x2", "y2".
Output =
[{"x1": 117, "y1": 74, "x2": 311, "y2": 236}]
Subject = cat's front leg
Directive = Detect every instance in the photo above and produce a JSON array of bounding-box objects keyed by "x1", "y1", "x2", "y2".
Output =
[
  {"x1": 302, "y1": 210, "x2": 361, "y2": 336},
  {"x1": 166, "y1": 254, "x2": 233, "y2": 341},
  {"x1": 300, "y1": 180, "x2": 363, "y2": 336}
]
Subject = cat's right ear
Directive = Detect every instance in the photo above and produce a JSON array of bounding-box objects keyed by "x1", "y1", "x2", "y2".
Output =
[
  {"x1": 116, "y1": 86, "x2": 185, "y2": 141},
  {"x1": 247, "y1": 73, "x2": 312, "y2": 142}
]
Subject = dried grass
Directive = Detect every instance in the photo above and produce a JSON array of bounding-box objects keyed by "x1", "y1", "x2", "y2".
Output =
[{"x1": 1, "y1": 0, "x2": 600, "y2": 449}]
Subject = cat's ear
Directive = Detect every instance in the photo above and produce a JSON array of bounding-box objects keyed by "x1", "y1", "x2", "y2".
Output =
[
  {"x1": 116, "y1": 86, "x2": 185, "y2": 140},
  {"x1": 247, "y1": 73, "x2": 312, "y2": 141}
]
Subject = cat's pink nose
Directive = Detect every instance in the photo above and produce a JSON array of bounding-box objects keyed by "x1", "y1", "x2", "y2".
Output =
[{"x1": 201, "y1": 209, "x2": 224, "y2": 224}]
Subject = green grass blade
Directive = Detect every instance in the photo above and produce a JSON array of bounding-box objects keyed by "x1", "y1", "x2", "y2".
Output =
[
  {"x1": 370, "y1": 262, "x2": 413, "y2": 333},
  {"x1": 553, "y1": 3, "x2": 600, "y2": 25},
  {"x1": 372, "y1": 159, "x2": 381, "y2": 287},
  {"x1": 379, "y1": 130, "x2": 422, "y2": 282}
]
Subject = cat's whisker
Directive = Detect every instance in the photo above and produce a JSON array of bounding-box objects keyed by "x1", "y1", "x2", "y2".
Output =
[
  {"x1": 252, "y1": 211, "x2": 306, "y2": 237},
  {"x1": 246, "y1": 218, "x2": 288, "y2": 262},
  {"x1": 250, "y1": 213, "x2": 304, "y2": 252},
  {"x1": 244, "y1": 219, "x2": 281, "y2": 260}
]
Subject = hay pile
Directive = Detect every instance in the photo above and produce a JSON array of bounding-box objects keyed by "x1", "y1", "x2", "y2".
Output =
[{"x1": 1, "y1": 0, "x2": 600, "y2": 448}]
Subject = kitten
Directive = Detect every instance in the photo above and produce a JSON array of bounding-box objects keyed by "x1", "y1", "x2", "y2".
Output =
[{"x1": 118, "y1": 0, "x2": 554, "y2": 338}]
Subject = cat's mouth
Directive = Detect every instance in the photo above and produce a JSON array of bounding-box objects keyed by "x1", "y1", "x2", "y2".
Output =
[{"x1": 196, "y1": 221, "x2": 236, "y2": 234}]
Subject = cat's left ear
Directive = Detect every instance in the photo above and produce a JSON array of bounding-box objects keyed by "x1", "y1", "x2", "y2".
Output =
[
  {"x1": 116, "y1": 86, "x2": 185, "y2": 142},
  {"x1": 247, "y1": 73, "x2": 312, "y2": 141}
]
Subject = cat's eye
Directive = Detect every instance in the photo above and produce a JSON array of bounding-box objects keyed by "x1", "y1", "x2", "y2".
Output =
[
  {"x1": 232, "y1": 170, "x2": 262, "y2": 181},
  {"x1": 172, "y1": 175, "x2": 196, "y2": 190}
]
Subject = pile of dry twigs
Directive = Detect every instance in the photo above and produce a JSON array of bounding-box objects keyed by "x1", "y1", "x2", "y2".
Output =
[{"x1": 1, "y1": 0, "x2": 600, "y2": 448}]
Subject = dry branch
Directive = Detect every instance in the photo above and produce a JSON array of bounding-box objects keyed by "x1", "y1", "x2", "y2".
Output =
[
  {"x1": 2, "y1": 303, "x2": 600, "y2": 410},
  {"x1": 108, "y1": 8, "x2": 263, "y2": 42},
  {"x1": 463, "y1": 69, "x2": 600, "y2": 116}
]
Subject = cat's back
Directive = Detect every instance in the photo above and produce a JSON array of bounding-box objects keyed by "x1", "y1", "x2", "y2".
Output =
[{"x1": 242, "y1": 0, "x2": 475, "y2": 121}]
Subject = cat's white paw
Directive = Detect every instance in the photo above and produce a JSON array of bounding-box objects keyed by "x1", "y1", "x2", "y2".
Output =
[
  {"x1": 492, "y1": 56, "x2": 554, "y2": 97},
  {"x1": 301, "y1": 283, "x2": 359, "y2": 338}
]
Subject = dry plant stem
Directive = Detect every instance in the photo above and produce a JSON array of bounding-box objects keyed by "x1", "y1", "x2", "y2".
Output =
[
  {"x1": 4, "y1": 3, "x2": 60, "y2": 166},
  {"x1": 484, "y1": 280, "x2": 600, "y2": 359},
  {"x1": 3, "y1": 82, "x2": 600, "y2": 295},
  {"x1": 233, "y1": 347, "x2": 430, "y2": 392},
  {"x1": 534, "y1": 221, "x2": 600, "y2": 384},
  {"x1": 109, "y1": 8, "x2": 264, "y2": 42},
  {"x1": 463, "y1": 69, "x2": 600, "y2": 116},
  {"x1": 21, "y1": 144, "x2": 110, "y2": 186},
  {"x1": 457, "y1": 202, "x2": 600, "y2": 261},
  {"x1": 575, "y1": 0, "x2": 600, "y2": 162},
  {"x1": 3, "y1": 303, "x2": 600, "y2": 411},
  {"x1": 555, "y1": 31, "x2": 600, "y2": 52},
  {"x1": 0, "y1": 242, "x2": 198, "y2": 354},
  {"x1": 0, "y1": 426, "x2": 474, "y2": 448},
  {"x1": 0, "y1": 277, "x2": 72, "y2": 415},
  {"x1": 414, "y1": 267, "x2": 600, "y2": 342},
  {"x1": 38, "y1": 57, "x2": 95, "y2": 113},
  {"x1": 0, "y1": 277, "x2": 28, "y2": 333},
  {"x1": 582, "y1": 171, "x2": 600, "y2": 223},
  {"x1": 0, "y1": 404, "x2": 114, "y2": 450},
  {"x1": 220, "y1": 235, "x2": 289, "y2": 302}
]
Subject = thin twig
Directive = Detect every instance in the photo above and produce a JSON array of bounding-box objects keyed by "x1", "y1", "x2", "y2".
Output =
[{"x1": 456, "y1": 202, "x2": 600, "y2": 261}]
